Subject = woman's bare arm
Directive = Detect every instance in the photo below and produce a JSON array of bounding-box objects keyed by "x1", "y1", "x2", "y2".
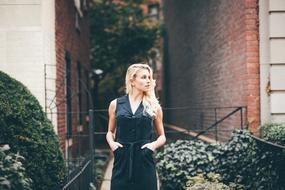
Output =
[
  {"x1": 106, "y1": 99, "x2": 123, "y2": 151},
  {"x1": 141, "y1": 106, "x2": 166, "y2": 151}
]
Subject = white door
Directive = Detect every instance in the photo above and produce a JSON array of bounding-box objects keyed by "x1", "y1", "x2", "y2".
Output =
[{"x1": 260, "y1": 0, "x2": 285, "y2": 123}]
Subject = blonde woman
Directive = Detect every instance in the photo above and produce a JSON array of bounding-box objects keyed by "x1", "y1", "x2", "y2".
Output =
[{"x1": 106, "y1": 63, "x2": 166, "y2": 190}]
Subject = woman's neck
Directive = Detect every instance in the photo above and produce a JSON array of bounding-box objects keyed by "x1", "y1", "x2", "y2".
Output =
[{"x1": 128, "y1": 91, "x2": 143, "y2": 102}]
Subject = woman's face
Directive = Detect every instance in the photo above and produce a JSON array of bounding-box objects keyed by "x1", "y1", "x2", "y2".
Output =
[{"x1": 131, "y1": 69, "x2": 151, "y2": 92}]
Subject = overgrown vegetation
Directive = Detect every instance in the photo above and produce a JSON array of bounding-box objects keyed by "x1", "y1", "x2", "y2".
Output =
[
  {"x1": 90, "y1": 0, "x2": 163, "y2": 108},
  {"x1": 0, "y1": 145, "x2": 32, "y2": 190},
  {"x1": 0, "y1": 71, "x2": 66, "y2": 190},
  {"x1": 260, "y1": 123, "x2": 285, "y2": 146},
  {"x1": 155, "y1": 139, "x2": 217, "y2": 189},
  {"x1": 156, "y1": 129, "x2": 285, "y2": 190}
]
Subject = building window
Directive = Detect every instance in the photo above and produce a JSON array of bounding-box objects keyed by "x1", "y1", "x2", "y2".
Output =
[
  {"x1": 75, "y1": 12, "x2": 81, "y2": 33},
  {"x1": 77, "y1": 61, "x2": 83, "y2": 130},
  {"x1": 65, "y1": 51, "x2": 72, "y2": 138},
  {"x1": 148, "y1": 4, "x2": 160, "y2": 20},
  {"x1": 74, "y1": 0, "x2": 83, "y2": 17},
  {"x1": 85, "y1": 70, "x2": 90, "y2": 109},
  {"x1": 74, "y1": 0, "x2": 83, "y2": 33}
]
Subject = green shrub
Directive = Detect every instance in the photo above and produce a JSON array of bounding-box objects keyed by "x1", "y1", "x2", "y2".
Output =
[
  {"x1": 0, "y1": 144, "x2": 32, "y2": 190},
  {"x1": 156, "y1": 129, "x2": 285, "y2": 190},
  {"x1": 213, "y1": 130, "x2": 257, "y2": 187},
  {"x1": 215, "y1": 130, "x2": 284, "y2": 190},
  {"x1": 155, "y1": 139, "x2": 219, "y2": 190},
  {"x1": 0, "y1": 71, "x2": 66, "y2": 190},
  {"x1": 260, "y1": 123, "x2": 285, "y2": 146}
]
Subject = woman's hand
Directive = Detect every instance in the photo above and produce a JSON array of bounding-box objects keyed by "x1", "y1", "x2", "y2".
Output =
[
  {"x1": 141, "y1": 142, "x2": 156, "y2": 152},
  {"x1": 110, "y1": 141, "x2": 123, "y2": 152}
]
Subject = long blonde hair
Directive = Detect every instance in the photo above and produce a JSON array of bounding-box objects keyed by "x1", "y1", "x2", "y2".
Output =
[{"x1": 125, "y1": 63, "x2": 160, "y2": 117}]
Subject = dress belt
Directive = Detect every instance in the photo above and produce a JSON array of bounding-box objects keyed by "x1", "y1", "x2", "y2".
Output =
[{"x1": 116, "y1": 139, "x2": 150, "y2": 182}]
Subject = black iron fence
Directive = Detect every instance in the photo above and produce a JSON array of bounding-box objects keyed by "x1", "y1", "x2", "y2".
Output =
[
  {"x1": 44, "y1": 64, "x2": 96, "y2": 190},
  {"x1": 45, "y1": 110, "x2": 96, "y2": 190},
  {"x1": 62, "y1": 154, "x2": 93, "y2": 190},
  {"x1": 195, "y1": 106, "x2": 246, "y2": 141},
  {"x1": 60, "y1": 110, "x2": 95, "y2": 190},
  {"x1": 91, "y1": 105, "x2": 248, "y2": 146},
  {"x1": 162, "y1": 106, "x2": 247, "y2": 142}
]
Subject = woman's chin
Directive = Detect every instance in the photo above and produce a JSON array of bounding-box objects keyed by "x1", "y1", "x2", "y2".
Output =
[{"x1": 144, "y1": 88, "x2": 152, "y2": 92}]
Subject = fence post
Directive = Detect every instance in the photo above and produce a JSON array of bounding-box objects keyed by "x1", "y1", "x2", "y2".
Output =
[
  {"x1": 89, "y1": 109, "x2": 95, "y2": 184},
  {"x1": 214, "y1": 108, "x2": 218, "y2": 142},
  {"x1": 240, "y1": 107, "x2": 243, "y2": 129}
]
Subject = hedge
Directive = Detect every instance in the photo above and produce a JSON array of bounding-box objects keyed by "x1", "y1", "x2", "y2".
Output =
[
  {"x1": 156, "y1": 129, "x2": 285, "y2": 190},
  {"x1": 260, "y1": 123, "x2": 285, "y2": 146},
  {"x1": 0, "y1": 144, "x2": 32, "y2": 190},
  {"x1": 0, "y1": 71, "x2": 66, "y2": 190}
]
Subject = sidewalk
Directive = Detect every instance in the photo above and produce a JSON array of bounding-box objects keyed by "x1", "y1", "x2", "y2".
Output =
[
  {"x1": 100, "y1": 156, "x2": 160, "y2": 190},
  {"x1": 100, "y1": 157, "x2": 113, "y2": 190}
]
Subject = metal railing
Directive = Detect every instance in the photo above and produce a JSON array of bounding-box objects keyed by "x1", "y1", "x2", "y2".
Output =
[
  {"x1": 44, "y1": 64, "x2": 96, "y2": 190},
  {"x1": 195, "y1": 106, "x2": 247, "y2": 141},
  {"x1": 62, "y1": 155, "x2": 93, "y2": 190},
  {"x1": 91, "y1": 106, "x2": 248, "y2": 144},
  {"x1": 162, "y1": 106, "x2": 247, "y2": 142},
  {"x1": 54, "y1": 110, "x2": 95, "y2": 190},
  {"x1": 250, "y1": 134, "x2": 285, "y2": 150}
]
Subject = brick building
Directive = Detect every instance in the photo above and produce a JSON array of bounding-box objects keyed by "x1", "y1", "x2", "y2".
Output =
[
  {"x1": 55, "y1": 0, "x2": 91, "y2": 158},
  {"x1": 0, "y1": 0, "x2": 91, "y2": 158},
  {"x1": 162, "y1": 0, "x2": 285, "y2": 139}
]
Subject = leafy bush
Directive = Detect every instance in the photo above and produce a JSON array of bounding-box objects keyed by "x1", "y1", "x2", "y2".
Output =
[
  {"x1": 185, "y1": 172, "x2": 243, "y2": 190},
  {"x1": 0, "y1": 71, "x2": 66, "y2": 190},
  {"x1": 216, "y1": 130, "x2": 285, "y2": 190},
  {"x1": 260, "y1": 123, "x2": 285, "y2": 146},
  {"x1": 155, "y1": 139, "x2": 219, "y2": 190},
  {"x1": 156, "y1": 129, "x2": 285, "y2": 190},
  {"x1": 0, "y1": 144, "x2": 32, "y2": 190},
  {"x1": 213, "y1": 130, "x2": 257, "y2": 187}
]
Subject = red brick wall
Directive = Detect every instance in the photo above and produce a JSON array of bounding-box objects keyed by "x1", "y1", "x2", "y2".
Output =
[
  {"x1": 245, "y1": 0, "x2": 260, "y2": 133},
  {"x1": 55, "y1": 0, "x2": 90, "y2": 156},
  {"x1": 163, "y1": 0, "x2": 260, "y2": 139}
]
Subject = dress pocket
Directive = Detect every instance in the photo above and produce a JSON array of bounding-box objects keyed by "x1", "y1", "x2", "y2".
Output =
[
  {"x1": 142, "y1": 147, "x2": 155, "y2": 166},
  {"x1": 145, "y1": 147, "x2": 154, "y2": 154},
  {"x1": 113, "y1": 147, "x2": 124, "y2": 168},
  {"x1": 113, "y1": 146, "x2": 123, "y2": 157},
  {"x1": 113, "y1": 147, "x2": 120, "y2": 154}
]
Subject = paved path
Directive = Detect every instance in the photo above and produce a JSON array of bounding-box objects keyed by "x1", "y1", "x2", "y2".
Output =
[
  {"x1": 100, "y1": 157, "x2": 113, "y2": 190},
  {"x1": 100, "y1": 156, "x2": 160, "y2": 190}
]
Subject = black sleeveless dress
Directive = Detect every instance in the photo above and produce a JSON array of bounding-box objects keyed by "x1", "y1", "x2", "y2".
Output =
[{"x1": 110, "y1": 95, "x2": 157, "y2": 190}]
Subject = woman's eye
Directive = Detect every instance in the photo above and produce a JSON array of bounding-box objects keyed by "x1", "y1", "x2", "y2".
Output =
[{"x1": 141, "y1": 75, "x2": 150, "y2": 79}]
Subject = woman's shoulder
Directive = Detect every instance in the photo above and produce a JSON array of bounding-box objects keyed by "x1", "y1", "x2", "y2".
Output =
[
  {"x1": 109, "y1": 95, "x2": 127, "y2": 111},
  {"x1": 108, "y1": 99, "x2": 116, "y2": 113},
  {"x1": 109, "y1": 99, "x2": 117, "y2": 107},
  {"x1": 116, "y1": 95, "x2": 128, "y2": 104}
]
